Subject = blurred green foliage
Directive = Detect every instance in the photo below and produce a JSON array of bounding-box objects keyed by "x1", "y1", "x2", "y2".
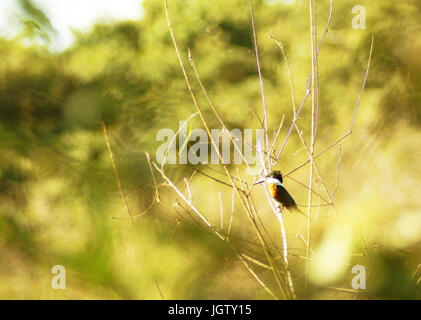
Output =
[{"x1": 0, "y1": 0, "x2": 421, "y2": 299}]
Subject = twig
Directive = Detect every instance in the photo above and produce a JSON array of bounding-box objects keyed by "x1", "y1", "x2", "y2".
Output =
[
  {"x1": 235, "y1": 252, "x2": 279, "y2": 300},
  {"x1": 161, "y1": 112, "x2": 198, "y2": 169},
  {"x1": 164, "y1": 0, "x2": 288, "y2": 299},
  {"x1": 268, "y1": 33, "x2": 297, "y2": 115},
  {"x1": 331, "y1": 145, "x2": 342, "y2": 200},
  {"x1": 305, "y1": 0, "x2": 318, "y2": 290},
  {"x1": 248, "y1": 0, "x2": 269, "y2": 156},
  {"x1": 184, "y1": 178, "x2": 192, "y2": 202},
  {"x1": 266, "y1": 115, "x2": 285, "y2": 166},
  {"x1": 270, "y1": 31, "x2": 337, "y2": 217},
  {"x1": 226, "y1": 187, "x2": 235, "y2": 242},
  {"x1": 155, "y1": 162, "x2": 279, "y2": 300},
  {"x1": 257, "y1": 141, "x2": 296, "y2": 299},
  {"x1": 102, "y1": 120, "x2": 163, "y2": 299},
  {"x1": 195, "y1": 169, "x2": 235, "y2": 189},
  {"x1": 276, "y1": 90, "x2": 311, "y2": 159},
  {"x1": 154, "y1": 162, "x2": 222, "y2": 237},
  {"x1": 284, "y1": 36, "x2": 374, "y2": 178},
  {"x1": 285, "y1": 175, "x2": 330, "y2": 204},
  {"x1": 102, "y1": 120, "x2": 135, "y2": 227},
  {"x1": 112, "y1": 152, "x2": 163, "y2": 220},
  {"x1": 188, "y1": 50, "x2": 254, "y2": 173},
  {"x1": 218, "y1": 189, "x2": 224, "y2": 230},
  {"x1": 146, "y1": 152, "x2": 161, "y2": 204}
]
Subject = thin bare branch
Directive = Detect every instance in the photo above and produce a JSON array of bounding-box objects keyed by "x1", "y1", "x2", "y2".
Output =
[
  {"x1": 102, "y1": 120, "x2": 135, "y2": 227},
  {"x1": 276, "y1": 90, "x2": 311, "y2": 159},
  {"x1": 331, "y1": 144, "x2": 342, "y2": 200},
  {"x1": 248, "y1": 0, "x2": 269, "y2": 155},
  {"x1": 218, "y1": 189, "x2": 224, "y2": 230},
  {"x1": 257, "y1": 141, "x2": 296, "y2": 299},
  {"x1": 165, "y1": 0, "x2": 290, "y2": 299},
  {"x1": 305, "y1": 0, "x2": 318, "y2": 290},
  {"x1": 146, "y1": 152, "x2": 161, "y2": 204},
  {"x1": 284, "y1": 36, "x2": 374, "y2": 178},
  {"x1": 161, "y1": 112, "x2": 198, "y2": 169},
  {"x1": 226, "y1": 187, "x2": 235, "y2": 242}
]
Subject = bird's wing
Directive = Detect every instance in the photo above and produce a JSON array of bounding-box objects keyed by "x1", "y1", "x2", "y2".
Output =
[{"x1": 276, "y1": 184, "x2": 297, "y2": 208}]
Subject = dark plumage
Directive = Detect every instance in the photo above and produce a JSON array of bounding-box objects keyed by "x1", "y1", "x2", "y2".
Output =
[{"x1": 266, "y1": 170, "x2": 307, "y2": 217}]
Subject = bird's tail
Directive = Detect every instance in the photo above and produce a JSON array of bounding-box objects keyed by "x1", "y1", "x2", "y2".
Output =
[{"x1": 290, "y1": 205, "x2": 313, "y2": 221}]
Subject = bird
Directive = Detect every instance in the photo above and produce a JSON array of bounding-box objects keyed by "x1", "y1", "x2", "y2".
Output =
[{"x1": 259, "y1": 170, "x2": 308, "y2": 218}]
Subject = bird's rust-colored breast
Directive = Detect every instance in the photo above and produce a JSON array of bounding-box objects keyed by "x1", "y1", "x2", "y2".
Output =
[{"x1": 268, "y1": 183, "x2": 277, "y2": 198}]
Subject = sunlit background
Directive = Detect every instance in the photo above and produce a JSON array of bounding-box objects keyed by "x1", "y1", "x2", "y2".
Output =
[
  {"x1": 0, "y1": 0, "x2": 421, "y2": 299},
  {"x1": 0, "y1": 0, "x2": 143, "y2": 51}
]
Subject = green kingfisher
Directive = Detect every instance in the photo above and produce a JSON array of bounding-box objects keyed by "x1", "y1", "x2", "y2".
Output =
[{"x1": 257, "y1": 170, "x2": 307, "y2": 217}]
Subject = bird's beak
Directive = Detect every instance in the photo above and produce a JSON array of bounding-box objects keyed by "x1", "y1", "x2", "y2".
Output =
[{"x1": 253, "y1": 179, "x2": 265, "y2": 185}]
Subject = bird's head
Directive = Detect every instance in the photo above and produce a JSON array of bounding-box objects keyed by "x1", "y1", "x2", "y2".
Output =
[
  {"x1": 253, "y1": 170, "x2": 284, "y2": 186},
  {"x1": 267, "y1": 170, "x2": 283, "y2": 184}
]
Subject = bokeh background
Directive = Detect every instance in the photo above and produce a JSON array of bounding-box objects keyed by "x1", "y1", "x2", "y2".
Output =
[{"x1": 1, "y1": 0, "x2": 421, "y2": 299}]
